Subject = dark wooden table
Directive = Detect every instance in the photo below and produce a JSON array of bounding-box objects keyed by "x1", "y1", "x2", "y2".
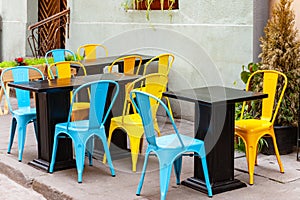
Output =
[
  {"x1": 8, "y1": 73, "x2": 140, "y2": 171},
  {"x1": 79, "y1": 54, "x2": 154, "y2": 75},
  {"x1": 164, "y1": 86, "x2": 268, "y2": 194}
]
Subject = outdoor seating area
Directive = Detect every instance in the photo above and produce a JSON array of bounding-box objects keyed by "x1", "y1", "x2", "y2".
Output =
[
  {"x1": 0, "y1": 0, "x2": 299, "y2": 199},
  {"x1": 0, "y1": 45, "x2": 299, "y2": 199}
]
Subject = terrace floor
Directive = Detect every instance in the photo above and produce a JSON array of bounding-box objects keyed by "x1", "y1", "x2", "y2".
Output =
[{"x1": 0, "y1": 97, "x2": 300, "y2": 199}]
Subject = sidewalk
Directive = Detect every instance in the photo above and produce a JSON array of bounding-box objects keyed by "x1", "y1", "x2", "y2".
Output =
[{"x1": 0, "y1": 105, "x2": 300, "y2": 199}]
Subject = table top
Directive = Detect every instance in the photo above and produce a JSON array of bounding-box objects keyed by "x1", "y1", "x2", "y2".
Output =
[
  {"x1": 8, "y1": 73, "x2": 140, "y2": 93},
  {"x1": 80, "y1": 54, "x2": 154, "y2": 67},
  {"x1": 164, "y1": 86, "x2": 268, "y2": 104}
]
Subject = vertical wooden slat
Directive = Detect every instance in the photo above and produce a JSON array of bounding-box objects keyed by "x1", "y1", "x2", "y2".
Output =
[{"x1": 38, "y1": 0, "x2": 67, "y2": 55}]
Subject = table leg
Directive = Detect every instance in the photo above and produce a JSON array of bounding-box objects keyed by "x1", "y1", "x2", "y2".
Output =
[
  {"x1": 29, "y1": 90, "x2": 76, "y2": 171},
  {"x1": 181, "y1": 102, "x2": 246, "y2": 194}
]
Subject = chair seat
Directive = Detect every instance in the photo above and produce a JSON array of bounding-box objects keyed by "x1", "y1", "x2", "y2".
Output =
[
  {"x1": 111, "y1": 113, "x2": 142, "y2": 124},
  {"x1": 12, "y1": 107, "x2": 36, "y2": 116},
  {"x1": 156, "y1": 134, "x2": 203, "y2": 149},
  {"x1": 56, "y1": 120, "x2": 91, "y2": 132},
  {"x1": 235, "y1": 119, "x2": 272, "y2": 134}
]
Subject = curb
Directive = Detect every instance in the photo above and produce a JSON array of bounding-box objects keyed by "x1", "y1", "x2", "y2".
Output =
[{"x1": 0, "y1": 154, "x2": 72, "y2": 200}]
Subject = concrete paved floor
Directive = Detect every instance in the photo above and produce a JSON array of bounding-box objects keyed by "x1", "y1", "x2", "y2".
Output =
[{"x1": 0, "y1": 98, "x2": 300, "y2": 200}]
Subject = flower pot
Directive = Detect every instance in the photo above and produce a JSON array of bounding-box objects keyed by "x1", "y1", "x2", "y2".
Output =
[{"x1": 261, "y1": 126, "x2": 297, "y2": 155}]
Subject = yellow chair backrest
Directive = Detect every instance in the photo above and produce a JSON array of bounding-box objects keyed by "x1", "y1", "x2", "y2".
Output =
[
  {"x1": 241, "y1": 70, "x2": 288, "y2": 124},
  {"x1": 143, "y1": 53, "x2": 175, "y2": 76},
  {"x1": 47, "y1": 61, "x2": 87, "y2": 79},
  {"x1": 123, "y1": 73, "x2": 168, "y2": 120},
  {"x1": 107, "y1": 55, "x2": 143, "y2": 75},
  {"x1": 77, "y1": 44, "x2": 108, "y2": 60}
]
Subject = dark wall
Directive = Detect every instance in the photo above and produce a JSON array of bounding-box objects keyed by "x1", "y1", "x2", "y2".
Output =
[{"x1": 253, "y1": 0, "x2": 270, "y2": 63}]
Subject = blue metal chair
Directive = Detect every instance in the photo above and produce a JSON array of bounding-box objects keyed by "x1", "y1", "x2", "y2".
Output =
[
  {"x1": 0, "y1": 66, "x2": 45, "y2": 161},
  {"x1": 44, "y1": 49, "x2": 77, "y2": 66},
  {"x1": 130, "y1": 90, "x2": 212, "y2": 200},
  {"x1": 49, "y1": 80, "x2": 119, "y2": 183}
]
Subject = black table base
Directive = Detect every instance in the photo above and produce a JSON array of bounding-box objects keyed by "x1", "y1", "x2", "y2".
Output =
[
  {"x1": 163, "y1": 86, "x2": 267, "y2": 194},
  {"x1": 29, "y1": 158, "x2": 76, "y2": 172},
  {"x1": 182, "y1": 177, "x2": 246, "y2": 195}
]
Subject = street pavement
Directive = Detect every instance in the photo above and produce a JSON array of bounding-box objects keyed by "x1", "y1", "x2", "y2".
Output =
[{"x1": 0, "y1": 174, "x2": 45, "y2": 200}]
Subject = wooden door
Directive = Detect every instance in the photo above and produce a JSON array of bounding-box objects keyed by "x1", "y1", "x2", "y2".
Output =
[{"x1": 38, "y1": 0, "x2": 67, "y2": 55}]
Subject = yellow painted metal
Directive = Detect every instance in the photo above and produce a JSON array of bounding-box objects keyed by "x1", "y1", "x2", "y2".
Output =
[
  {"x1": 103, "y1": 73, "x2": 168, "y2": 172},
  {"x1": 107, "y1": 55, "x2": 143, "y2": 75},
  {"x1": 77, "y1": 44, "x2": 108, "y2": 60},
  {"x1": 142, "y1": 53, "x2": 175, "y2": 118},
  {"x1": 235, "y1": 70, "x2": 287, "y2": 185}
]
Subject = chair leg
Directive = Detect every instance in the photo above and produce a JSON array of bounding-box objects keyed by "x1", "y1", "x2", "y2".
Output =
[
  {"x1": 159, "y1": 163, "x2": 172, "y2": 200},
  {"x1": 136, "y1": 151, "x2": 150, "y2": 196},
  {"x1": 17, "y1": 124, "x2": 26, "y2": 162},
  {"x1": 173, "y1": 156, "x2": 182, "y2": 185},
  {"x1": 100, "y1": 133, "x2": 115, "y2": 177},
  {"x1": 164, "y1": 96, "x2": 174, "y2": 120},
  {"x1": 49, "y1": 135, "x2": 59, "y2": 173},
  {"x1": 74, "y1": 143, "x2": 85, "y2": 183},
  {"x1": 200, "y1": 155, "x2": 213, "y2": 197},
  {"x1": 86, "y1": 137, "x2": 94, "y2": 166},
  {"x1": 129, "y1": 136, "x2": 141, "y2": 172},
  {"x1": 7, "y1": 118, "x2": 17, "y2": 154},
  {"x1": 3, "y1": 83, "x2": 9, "y2": 114},
  {"x1": 245, "y1": 144, "x2": 256, "y2": 185},
  {"x1": 103, "y1": 125, "x2": 114, "y2": 164},
  {"x1": 271, "y1": 133, "x2": 284, "y2": 173}
]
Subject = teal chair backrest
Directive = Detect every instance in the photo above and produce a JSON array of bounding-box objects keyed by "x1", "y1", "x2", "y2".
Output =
[
  {"x1": 45, "y1": 49, "x2": 77, "y2": 65},
  {"x1": 130, "y1": 90, "x2": 184, "y2": 148},
  {"x1": 66, "y1": 80, "x2": 119, "y2": 129},
  {"x1": 0, "y1": 66, "x2": 45, "y2": 112}
]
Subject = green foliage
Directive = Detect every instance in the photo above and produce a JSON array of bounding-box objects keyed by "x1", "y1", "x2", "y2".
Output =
[
  {"x1": 65, "y1": 54, "x2": 82, "y2": 61},
  {"x1": 259, "y1": 0, "x2": 300, "y2": 127},
  {"x1": 0, "y1": 57, "x2": 53, "y2": 68},
  {"x1": 24, "y1": 57, "x2": 51, "y2": 65},
  {"x1": 240, "y1": 62, "x2": 260, "y2": 84},
  {"x1": 0, "y1": 60, "x2": 17, "y2": 68}
]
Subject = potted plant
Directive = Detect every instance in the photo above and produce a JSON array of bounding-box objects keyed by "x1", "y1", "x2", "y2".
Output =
[
  {"x1": 240, "y1": 0, "x2": 299, "y2": 154},
  {"x1": 122, "y1": 0, "x2": 178, "y2": 20}
]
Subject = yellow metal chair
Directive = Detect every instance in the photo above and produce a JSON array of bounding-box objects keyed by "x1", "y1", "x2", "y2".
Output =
[
  {"x1": 103, "y1": 73, "x2": 168, "y2": 172},
  {"x1": 142, "y1": 53, "x2": 174, "y2": 76},
  {"x1": 48, "y1": 61, "x2": 89, "y2": 121},
  {"x1": 235, "y1": 70, "x2": 288, "y2": 185},
  {"x1": 107, "y1": 55, "x2": 143, "y2": 75},
  {"x1": 77, "y1": 44, "x2": 108, "y2": 60},
  {"x1": 143, "y1": 53, "x2": 175, "y2": 117}
]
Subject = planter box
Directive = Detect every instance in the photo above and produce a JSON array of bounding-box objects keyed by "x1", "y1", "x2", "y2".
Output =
[
  {"x1": 261, "y1": 126, "x2": 298, "y2": 155},
  {"x1": 136, "y1": 0, "x2": 178, "y2": 10},
  {"x1": 0, "y1": 64, "x2": 47, "y2": 82}
]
